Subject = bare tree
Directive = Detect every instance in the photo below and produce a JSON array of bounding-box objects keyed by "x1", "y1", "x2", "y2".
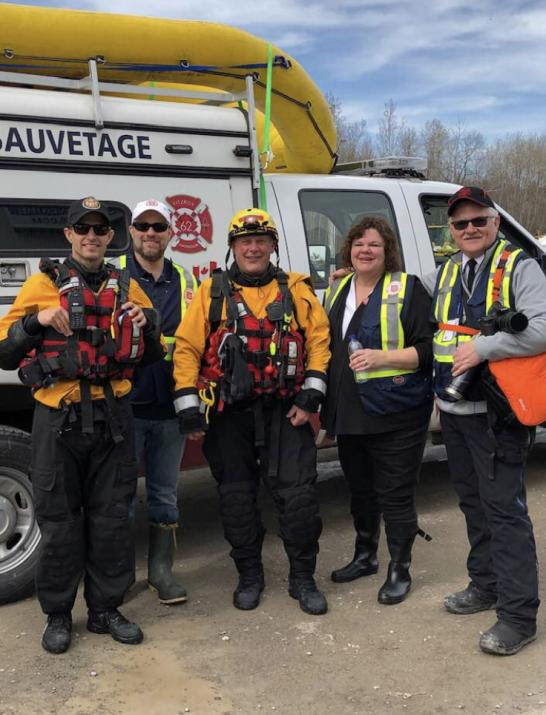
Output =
[
  {"x1": 377, "y1": 99, "x2": 402, "y2": 156},
  {"x1": 326, "y1": 92, "x2": 374, "y2": 163},
  {"x1": 482, "y1": 134, "x2": 546, "y2": 236}
]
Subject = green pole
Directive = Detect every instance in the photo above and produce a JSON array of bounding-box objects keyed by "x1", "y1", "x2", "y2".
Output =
[{"x1": 259, "y1": 43, "x2": 273, "y2": 210}]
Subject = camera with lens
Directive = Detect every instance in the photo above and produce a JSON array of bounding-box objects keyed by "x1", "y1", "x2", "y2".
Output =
[
  {"x1": 478, "y1": 301, "x2": 528, "y2": 336},
  {"x1": 444, "y1": 302, "x2": 528, "y2": 402}
]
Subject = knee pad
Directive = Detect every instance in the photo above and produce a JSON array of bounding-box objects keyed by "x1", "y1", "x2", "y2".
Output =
[
  {"x1": 218, "y1": 482, "x2": 263, "y2": 549},
  {"x1": 276, "y1": 485, "x2": 322, "y2": 546}
]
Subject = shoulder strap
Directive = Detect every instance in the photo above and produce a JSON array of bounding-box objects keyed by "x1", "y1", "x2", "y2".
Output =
[
  {"x1": 118, "y1": 267, "x2": 131, "y2": 305},
  {"x1": 209, "y1": 268, "x2": 225, "y2": 328}
]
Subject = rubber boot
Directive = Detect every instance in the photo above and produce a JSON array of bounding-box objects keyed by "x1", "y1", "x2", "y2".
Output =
[
  {"x1": 147, "y1": 523, "x2": 187, "y2": 605},
  {"x1": 233, "y1": 558, "x2": 265, "y2": 610},
  {"x1": 331, "y1": 515, "x2": 380, "y2": 583},
  {"x1": 377, "y1": 532, "x2": 415, "y2": 605}
]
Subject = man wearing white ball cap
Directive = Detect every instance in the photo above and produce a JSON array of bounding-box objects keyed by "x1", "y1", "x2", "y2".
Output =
[{"x1": 122, "y1": 199, "x2": 197, "y2": 605}]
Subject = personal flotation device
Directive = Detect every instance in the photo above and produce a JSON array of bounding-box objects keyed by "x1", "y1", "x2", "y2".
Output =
[
  {"x1": 199, "y1": 269, "x2": 305, "y2": 407},
  {"x1": 18, "y1": 258, "x2": 145, "y2": 389}
]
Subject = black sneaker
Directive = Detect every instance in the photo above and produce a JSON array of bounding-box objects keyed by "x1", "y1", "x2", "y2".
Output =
[
  {"x1": 288, "y1": 578, "x2": 328, "y2": 615},
  {"x1": 87, "y1": 608, "x2": 143, "y2": 645},
  {"x1": 41, "y1": 613, "x2": 72, "y2": 654},
  {"x1": 479, "y1": 620, "x2": 536, "y2": 656},
  {"x1": 444, "y1": 583, "x2": 497, "y2": 614},
  {"x1": 233, "y1": 574, "x2": 265, "y2": 611}
]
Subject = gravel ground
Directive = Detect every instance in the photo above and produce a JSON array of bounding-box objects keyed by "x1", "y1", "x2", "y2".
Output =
[{"x1": 1, "y1": 441, "x2": 545, "y2": 715}]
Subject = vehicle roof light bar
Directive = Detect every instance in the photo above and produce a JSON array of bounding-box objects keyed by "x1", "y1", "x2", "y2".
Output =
[{"x1": 333, "y1": 156, "x2": 427, "y2": 178}]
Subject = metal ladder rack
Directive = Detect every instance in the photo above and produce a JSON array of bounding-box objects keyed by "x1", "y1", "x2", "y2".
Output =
[{"x1": 0, "y1": 59, "x2": 262, "y2": 191}]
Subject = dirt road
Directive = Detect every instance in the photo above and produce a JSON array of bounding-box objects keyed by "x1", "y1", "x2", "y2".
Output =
[{"x1": 1, "y1": 444, "x2": 545, "y2": 715}]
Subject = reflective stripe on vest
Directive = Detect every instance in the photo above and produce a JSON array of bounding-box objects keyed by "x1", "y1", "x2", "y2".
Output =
[
  {"x1": 119, "y1": 254, "x2": 196, "y2": 361},
  {"x1": 432, "y1": 240, "x2": 521, "y2": 364},
  {"x1": 325, "y1": 271, "x2": 418, "y2": 380}
]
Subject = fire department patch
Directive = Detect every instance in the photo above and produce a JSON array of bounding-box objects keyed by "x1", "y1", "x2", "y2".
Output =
[
  {"x1": 392, "y1": 376, "x2": 406, "y2": 385},
  {"x1": 387, "y1": 280, "x2": 401, "y2": 295},
  {"x1": 167, "y1": 194, "x2": 213, "y2": 254},
  {"x1": 82, "y1": 197, "x2": 101, "y2": 209},
  {"x1": 184, "y1": 289, "x2": 194, "y2": 304}
]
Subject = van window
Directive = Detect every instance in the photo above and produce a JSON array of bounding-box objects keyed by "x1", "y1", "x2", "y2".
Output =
[
  {"x1": 0, "y1": 199, "x2": 130, "y2": 257},
  {"x1": 419, "y1": 194, "x2": 544, "y2": 264},
  {"x1": 298, "y1": 190, "x2": 399, "y2": 289}
]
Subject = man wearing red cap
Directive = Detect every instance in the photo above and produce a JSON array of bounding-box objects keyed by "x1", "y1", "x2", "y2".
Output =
[{"x1": 424, "y1": 186, "x2": 546, "y2": 655}]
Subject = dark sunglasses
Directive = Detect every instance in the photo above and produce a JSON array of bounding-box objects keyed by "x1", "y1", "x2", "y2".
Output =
[
  {"x1": 450, "y1": 216, "x2": 494, "y2": 231},
  {"x1": 132, "y1": 221, "x2": 170, "y2": 233},
  {"x1": 72, "y1": 223, "x2": 111, "y2": 236}
]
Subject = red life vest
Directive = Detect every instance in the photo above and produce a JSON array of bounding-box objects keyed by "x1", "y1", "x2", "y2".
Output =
[
  {"x1": 18, "y1": 259, "x2": 145, "y2": 389},
  {"x1": 199, "y1": 269, "x2": 305, "y2": 406}
]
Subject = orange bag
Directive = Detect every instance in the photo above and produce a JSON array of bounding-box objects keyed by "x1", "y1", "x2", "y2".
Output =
[{"x1": 489, "y1": 354, "x2": 546, "y2": 426}]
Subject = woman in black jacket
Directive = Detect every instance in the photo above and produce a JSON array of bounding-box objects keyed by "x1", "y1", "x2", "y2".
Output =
[{"x1": 322, "y1": 216, "x2": 434, "y2": 604}]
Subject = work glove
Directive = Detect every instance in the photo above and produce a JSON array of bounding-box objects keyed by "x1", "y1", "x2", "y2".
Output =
[
  {"x1": 178, "y1": 406, "x2": 206, "y2": 434},
  {"x1": 293, "y1": 388, "x2": 324, "y2": 414}
]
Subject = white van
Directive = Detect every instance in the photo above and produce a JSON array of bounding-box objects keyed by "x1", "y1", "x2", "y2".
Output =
[{"x1": 1, "y1": 75, "x2": 544, "y2": 605}]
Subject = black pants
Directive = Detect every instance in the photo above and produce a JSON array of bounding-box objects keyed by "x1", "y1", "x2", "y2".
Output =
[
  {"x1": 337, "y1": 421, "x2": 429, "y2": 539},
  {"x1": 440, "y1": 411, "x2": 539, "y2": 636},
  {"x1": 31, "y1": 398, "x2": 138, "y2": 615},
  {"x1": 202, "y1": 399, "x2": 322, "y2": 574}
]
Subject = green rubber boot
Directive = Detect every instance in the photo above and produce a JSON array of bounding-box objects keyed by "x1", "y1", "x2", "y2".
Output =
[{"x1": 148, "y1": 523, "x2": 187, "y2": 605}]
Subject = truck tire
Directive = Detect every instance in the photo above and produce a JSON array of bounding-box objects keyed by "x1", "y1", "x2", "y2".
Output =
[{"x1": 0, "y1": 427, "x2": 40, "y2": 605}]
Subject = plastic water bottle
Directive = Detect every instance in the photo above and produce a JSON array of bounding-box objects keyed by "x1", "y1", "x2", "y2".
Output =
[{"x1": 347, "y1": 335, "x2": 369, "y2": 383}]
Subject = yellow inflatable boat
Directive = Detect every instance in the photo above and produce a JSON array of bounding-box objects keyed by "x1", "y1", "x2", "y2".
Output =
[{"x1": 0, "y1": 3, "x2": 337, "y2": 174}]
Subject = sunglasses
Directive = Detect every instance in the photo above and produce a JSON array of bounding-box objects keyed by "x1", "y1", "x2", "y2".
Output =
[
  {"x1": 72, "y1": 223, "x2": 111, "y2": 236},
  {"x1": 450, "y1": 216, "x2": 494, "y2": 231},
  {"x1": 132, "y1": 221, "x2": 170, "y2": 233}
]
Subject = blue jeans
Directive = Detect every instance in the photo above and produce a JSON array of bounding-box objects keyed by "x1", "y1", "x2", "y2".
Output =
[{"x1": 133, "y1": 417, "x2": 186, "y2": 524}]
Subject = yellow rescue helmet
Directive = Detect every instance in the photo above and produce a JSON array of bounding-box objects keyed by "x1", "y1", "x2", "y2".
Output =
[{"x1": 228, "y1": 208, "x2": 278, "y2": 244}]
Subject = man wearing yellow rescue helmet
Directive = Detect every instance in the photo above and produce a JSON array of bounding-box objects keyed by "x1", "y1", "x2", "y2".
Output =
[{"x1": 173, "y1": 208, "x2": 331, "y2": 615}]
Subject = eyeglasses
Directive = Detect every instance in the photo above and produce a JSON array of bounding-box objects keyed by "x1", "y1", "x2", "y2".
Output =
[
  {"x1": 72, "y1": 223, "x2": 111, "y2": 236},
  {"x1": 450, "y1": 216, "x2": 495, "y2": 231},
  {"x1": 132, "y1": 221, "x2": 170, "y2": 233}
]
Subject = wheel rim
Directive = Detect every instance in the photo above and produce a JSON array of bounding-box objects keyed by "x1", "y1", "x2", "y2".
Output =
[{"x1": 0, "y1": 467, "x2": 41, "y2": 575}]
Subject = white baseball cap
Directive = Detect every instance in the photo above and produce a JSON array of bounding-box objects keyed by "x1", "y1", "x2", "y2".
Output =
[{"x1": 131, "y1": 199, "x2": 171, "y2": 224}]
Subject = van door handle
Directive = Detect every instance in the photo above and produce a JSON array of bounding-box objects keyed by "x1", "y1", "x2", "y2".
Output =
[{"x1": 0, "y1": 261, "x2": 29, "y2": 286}]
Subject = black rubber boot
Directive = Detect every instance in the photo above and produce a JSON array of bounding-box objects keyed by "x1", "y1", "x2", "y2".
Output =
[
  {"x1": 377, "y1": 533, "x2": 415, "y2": 605},
  {"x1": 331, "y1": 515, "x2": 380, "y2": 583},
  {"x1": 87, "y1": 608, "x2": 144, "y2": 644},
  {"x1": 41, "y1": 613, "x2": 72, "y2": 654},
  {"x1": 148, "y1": 523, "x2": 187, "y2": 605}
]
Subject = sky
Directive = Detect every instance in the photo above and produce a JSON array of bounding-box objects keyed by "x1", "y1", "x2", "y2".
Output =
[{"x1": 5, "y1": 0, "x2": 546, "y2": 140}]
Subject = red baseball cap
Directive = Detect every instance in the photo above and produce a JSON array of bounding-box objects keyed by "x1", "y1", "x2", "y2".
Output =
[{"x1": 447, "y1": 186, "x2": 496, "y2": 216}]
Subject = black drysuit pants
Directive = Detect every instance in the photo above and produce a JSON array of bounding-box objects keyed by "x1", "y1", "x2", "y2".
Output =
[
  {"x1": 31, "y1": 398, "x2": 138, "y2": 615},
  {"x1": 202, "y1": 399, "x2": 322, "y2": 575}
]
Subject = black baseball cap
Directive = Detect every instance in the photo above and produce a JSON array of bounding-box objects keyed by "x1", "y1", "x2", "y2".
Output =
[
  {"x1": 447, "y1": 186, "x2": 496, "y2": 216},
  {"x1": 66, "y1": 197, "x2": 111, "y2": 226}
]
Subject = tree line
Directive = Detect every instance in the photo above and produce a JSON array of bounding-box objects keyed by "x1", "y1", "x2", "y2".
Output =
[{"x1": 328, "y1": 96, "x2": 546, "y2": 237}]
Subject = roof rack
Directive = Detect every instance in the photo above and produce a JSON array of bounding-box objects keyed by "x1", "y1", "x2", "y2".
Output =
[
  {"x1": 0, "y1": 59, "x2": 261, "y2": 191},
  {"x1": 333, "y1": 156, "x2": 427, "y2": 179}
]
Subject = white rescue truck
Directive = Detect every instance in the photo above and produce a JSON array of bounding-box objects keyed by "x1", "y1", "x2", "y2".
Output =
[{"x1": 0, "y1": 71, "x2": 544, "y2": 604}]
